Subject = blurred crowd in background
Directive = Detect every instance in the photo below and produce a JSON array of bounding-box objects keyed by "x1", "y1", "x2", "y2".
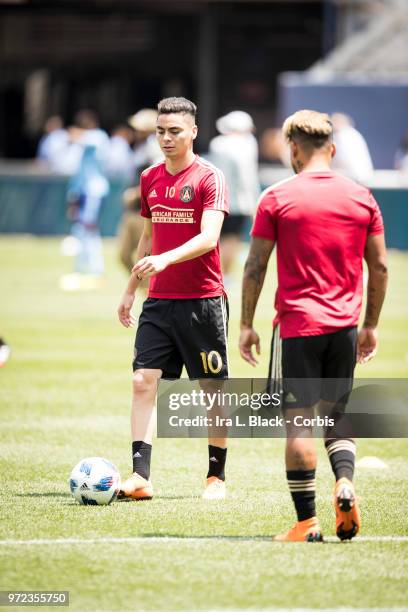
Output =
[
  {"x1": 33, "y1": 103, "x2": 408, "y2": 286},
  {"x1": 36, "y1": 106, "x2": 408, "y2": 184}
]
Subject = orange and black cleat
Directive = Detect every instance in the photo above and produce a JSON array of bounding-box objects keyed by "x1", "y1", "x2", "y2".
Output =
[
  {"x1": 274, "y1": 517, "x2": 324, "y2": 542},
  {"x1": 334, "y1": 477, "x2": 361, "y2": 541},
  {"x1": 117, "y1": 472, "x2": 153, "y2": 501}
]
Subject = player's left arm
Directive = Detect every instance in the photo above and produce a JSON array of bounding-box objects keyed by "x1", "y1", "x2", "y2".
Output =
[
  {"x1": 358, "y1": 232, "x2": 388, "y2": 364},
  {"x1": 133, "y1": 209, "x2": 225, "y2": 277}
]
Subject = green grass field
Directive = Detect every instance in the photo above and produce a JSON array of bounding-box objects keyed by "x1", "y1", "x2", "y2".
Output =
[{"x1": 1, "y1": 236, "x2": 408, "y2": 611}]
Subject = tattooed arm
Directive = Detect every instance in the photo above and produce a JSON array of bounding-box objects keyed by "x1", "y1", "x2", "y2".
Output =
[
  {"x1": 239, "y1": 237, "x2": 275, "y2": 365},
  {"x1": 358, "y1": 233, "x2": 388, "y2": 364}
]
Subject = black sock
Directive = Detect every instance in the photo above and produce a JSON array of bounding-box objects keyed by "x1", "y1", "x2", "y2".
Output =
[
  {"x1": 132, "y1": 441, "x2": 152, "y2": 480},
  {"x1": 207, "y1": 445, "x2": 227, "y2": 481},
  {"x1": 287, "y1": 469, "x2": 316, "y2": 522},
  {"x1": 325, "y1": 439, "x2": 355, "y2": 481}
]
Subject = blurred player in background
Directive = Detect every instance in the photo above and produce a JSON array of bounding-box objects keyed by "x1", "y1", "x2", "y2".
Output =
[
  {"x1": 36, "y1": 116, "x2": 69, "y2": 172},
  {"x1": 60, "y1": 111, "x2": 111, "y2": 290},
  {"x1": 106, "y1": 124, "x2": 136, "y2": 181},
  {"x1": 209, "y1": 111, "x2": 260, "y2": 284},
  {"x1": 118, "y1": 97, "x2": 230, "y2": 501},
  {"x1": 240, "y1": 109, "x2": 387, "y2": 541},
  {"x1": 128, "y1": 108, "x2": 163, "y2": 177},
  {"x1": 117, "y1": 185, "x2": 148, "y2": 295},
  {"x1": 66, "y1": 143, "x2": 109, "y2": 278},
  {"x1": 63, "y1": 109, "x2": 111, "y2": 176},
  {"x1": 331, "y1": 112, "x2": 374, "y2": 184},
  {"x1": 394, "y1": 131, "x2": 408, "y2": 173}
]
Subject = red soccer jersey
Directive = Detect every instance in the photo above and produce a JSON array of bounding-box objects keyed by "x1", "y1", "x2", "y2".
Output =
[
  {"x1": 140, "y1": 155, "x2": 229, "y2": 299},
  {"x1": 252, "y1": 171, "x2": 384, "y2": 338}
]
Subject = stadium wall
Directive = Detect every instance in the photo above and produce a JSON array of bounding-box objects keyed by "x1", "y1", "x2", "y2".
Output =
[
  {"x1": 278, "y1": 73, "x2": 408, "y2": 170},
  {"x1": 0, "y1": 174, "x2": 407, "y2": 249}
]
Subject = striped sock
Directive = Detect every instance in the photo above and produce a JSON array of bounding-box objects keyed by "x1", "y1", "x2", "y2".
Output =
[
  {"x1": 325, "y1": 438, "x2": 356, "y2": 481},
  {"x1": 287, "y1": 469, "x2": 316, "y2": 521}
]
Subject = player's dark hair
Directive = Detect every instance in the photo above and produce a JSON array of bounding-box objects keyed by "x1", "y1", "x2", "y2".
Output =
[{"x1": 157, "y1": 97, "x2": 197, "y2": 118}]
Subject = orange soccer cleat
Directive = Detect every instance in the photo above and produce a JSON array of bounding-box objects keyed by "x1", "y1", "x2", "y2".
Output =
[
  {"x1": 202, "y1": 476, "x2": 226, "y2": 500},
  {"x1": 118, "y1": 472, "x2": 153, "y2": 501},
  {"x1": 334, "y1": 477, "x2": 361, "y2": 541},
  {"x1": 274, "y1": 517, "x2": 324, "y2": 542}
]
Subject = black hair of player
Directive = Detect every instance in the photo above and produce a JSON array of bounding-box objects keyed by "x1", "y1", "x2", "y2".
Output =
[{"x1": 157, "y1": 97, "x2": 197, "y2": 119}]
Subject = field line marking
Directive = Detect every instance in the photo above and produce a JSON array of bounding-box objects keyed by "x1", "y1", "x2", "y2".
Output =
[{"x1": 0, "y1": 535, "x2": 408, "y2": 546}]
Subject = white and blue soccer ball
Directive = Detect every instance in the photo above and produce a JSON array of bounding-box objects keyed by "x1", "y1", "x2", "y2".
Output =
[{"x1": 69, "y1": 457, "x2": 120, "y2": 505}]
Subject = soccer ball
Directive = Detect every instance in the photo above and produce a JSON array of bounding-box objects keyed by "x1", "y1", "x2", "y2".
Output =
[{"x1": 69, "y1": 457, "x2": 120, "y2": 505}]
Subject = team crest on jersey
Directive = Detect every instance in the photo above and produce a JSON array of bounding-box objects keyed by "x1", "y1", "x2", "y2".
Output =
[{"x1": 180, "y1": 185, "x2": 194, "y2": 203}]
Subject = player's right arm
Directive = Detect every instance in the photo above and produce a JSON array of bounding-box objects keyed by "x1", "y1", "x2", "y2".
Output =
[
  {"x1": 239, "y1": 236, "x2": 274, "y2": 365},
  {"x1": 239, "y1": 188, "x2": 276, "y2": 365},
  {"x1": 358, "y1": 232, "x2": 388, "y2": 363},
  {"x1": 117, "y1": 218, "x2": 152, "y2": 328}
]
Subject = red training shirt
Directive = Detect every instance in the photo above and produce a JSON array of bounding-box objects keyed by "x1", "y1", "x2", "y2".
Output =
[
  {"x1": 140, "y1": 155, "x2": 229, "y2": 299},
  {"x1": 251, "y1": 171, "x2": 384, "y2": 338}
]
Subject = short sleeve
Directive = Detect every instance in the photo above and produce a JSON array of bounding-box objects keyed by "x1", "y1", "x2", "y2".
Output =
[
  {"x1": 251, "y1": 189, "x2": 279, "y2": 242},
  {"x1": 201, "y1": 167, "x2": 229, "y2": 214},
  {"x1": 367, "y1": 193, "x2": 384, "y2": 235},
  {"x1": 140, "y1": 173, "x2": 151, "y2": 219}
]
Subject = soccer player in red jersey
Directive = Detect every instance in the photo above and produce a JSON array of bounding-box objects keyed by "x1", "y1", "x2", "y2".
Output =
[
  {"x1": 240, "y1": 110, "x2": 388, "y2": 541},
  {"x1": 117, "y1": 97, "x2": 229, "y2": 501}
]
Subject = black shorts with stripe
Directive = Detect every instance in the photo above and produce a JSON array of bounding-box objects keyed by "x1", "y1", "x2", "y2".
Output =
[
  {"x1": 133, "y1": 297, "x2": 229, "y2": 380},
  {"x1": 269, "y1": 325, "x2": 357, "y2": 409}
]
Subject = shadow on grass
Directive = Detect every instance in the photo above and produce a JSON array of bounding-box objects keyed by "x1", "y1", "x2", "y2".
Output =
[
  {"x1": 117, "y1": 495, "x2": 196, "y2": 502},
  {"x1": 16, "y1": 492, "x2": 71, "y2": 498},
  {"x1": 138, "y1": 533, "x2": 342, "y2": 544},
  {"x1": 151, "y1": 495, "x2": 198, "y2": 500}
]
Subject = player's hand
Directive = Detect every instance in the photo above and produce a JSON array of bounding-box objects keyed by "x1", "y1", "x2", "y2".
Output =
[
  {"x1": 132, "y1": 254, "x2": 170, "y2": 278},
  {"x1": 357, "y1": 326, "x2": 378, "y2": 364},
  {"x1": 117, "y1": 292, "x2": 136, "y2": 328},
  {"x1": 239, "y1": 327, "x2": 260, "y2": 366}
]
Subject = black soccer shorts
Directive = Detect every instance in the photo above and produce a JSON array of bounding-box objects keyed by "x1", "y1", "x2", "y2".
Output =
[
  {"x1": 269, "y1": 325, "x2": 357, "y2": 409},
  {"x1": 133, "y1": 296, "x2": 229, "y2": 379}
]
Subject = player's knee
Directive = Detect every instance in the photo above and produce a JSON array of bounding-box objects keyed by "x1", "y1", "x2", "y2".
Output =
[
  {"x1": 132, "y1": 370, "x2": 157, "y2": 396},
  {"x1": 286, "y1": 439, "x2": 316, "y2": 470}
]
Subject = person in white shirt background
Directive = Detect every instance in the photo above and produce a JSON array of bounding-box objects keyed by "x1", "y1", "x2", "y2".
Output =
[
  {"x1": 394, "y1": 131, "x2": 408, "y2": 173},
  {"x1": 331, "y1": 112, "x2": 374, "y2": 185},
  {"x1": 127, "y1": 108, "x2": 163, "y2": 177},
  {"x1": 106, "y1": 124, "x2": 136, "y2": 181},
  {"x1": 209, "y1": 110, "x2": 260, "y2": 285},
  {"x1": 36, "y1": 116, "x2": 69, "y2": 172}
]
